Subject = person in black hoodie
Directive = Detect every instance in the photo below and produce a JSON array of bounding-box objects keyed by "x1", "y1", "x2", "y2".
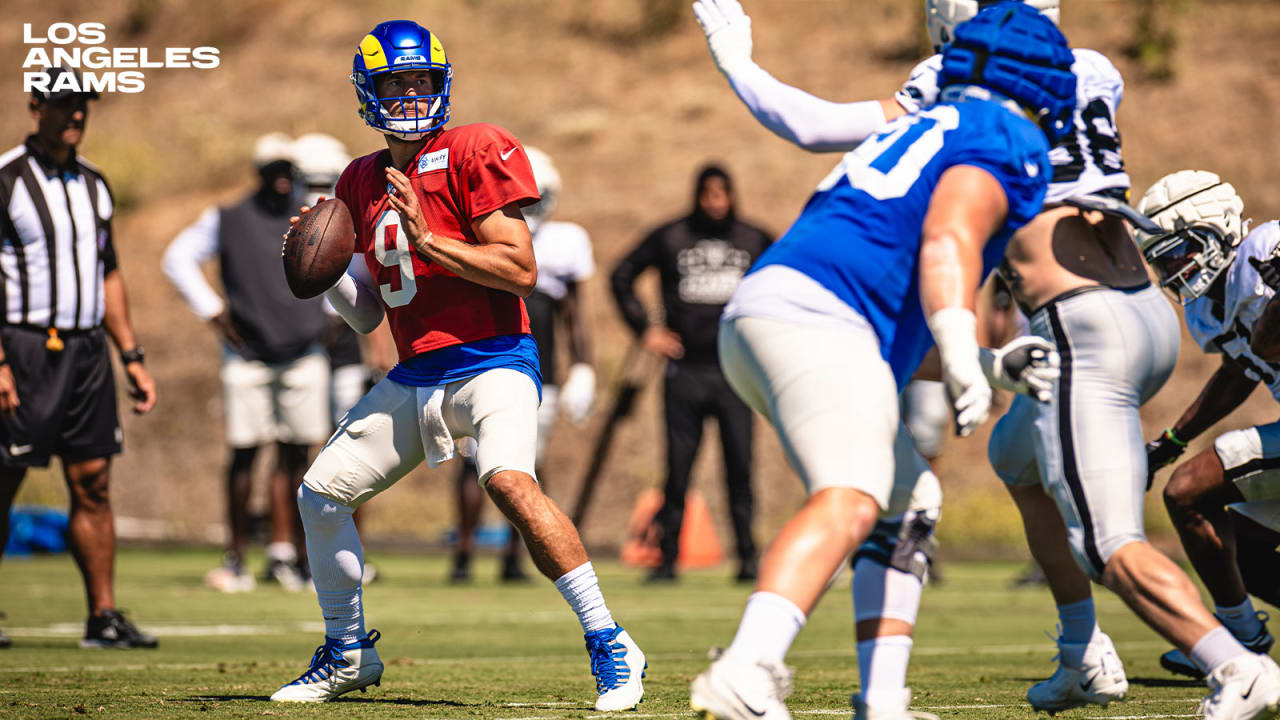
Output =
[
  {"x1": 163, "y1": 134, "x2": 330, "y2": 593},
  {"x1": 611, "y1": 164, "x2": 771, "y2": 582}
]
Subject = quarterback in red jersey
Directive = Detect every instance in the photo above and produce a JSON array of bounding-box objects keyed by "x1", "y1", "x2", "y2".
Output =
[
  {"x1": 270, "y1": 21, "x2": 645, "y2": 711},
  {"x1": 337, "y1": 122, "x2": 536, "y2": 359}
]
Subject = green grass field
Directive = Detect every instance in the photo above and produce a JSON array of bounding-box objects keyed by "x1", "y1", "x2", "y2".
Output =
[{"x1": 0, "y1": 549, "x2": 1225, "y2": 719}]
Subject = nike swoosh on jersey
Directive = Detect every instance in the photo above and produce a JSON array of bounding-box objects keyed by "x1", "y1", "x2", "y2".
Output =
[
  {"x1": 499, "y1": 147, "x2": 517, "y2": 161},
  {"x1": 9, "y1": 444, "x2": 32, "y2": 456},
  {"x1": 1242, "y1": 673, "x2": 1258, "y2": 700}
]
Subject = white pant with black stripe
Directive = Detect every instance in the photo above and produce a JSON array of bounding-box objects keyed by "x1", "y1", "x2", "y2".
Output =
[
  {"x1": 1216, "y1": 421, "x2": 1280, "y2": 534},
  {"x1": 988, "y1": 285, "x2": 1180, "y2": 578}
]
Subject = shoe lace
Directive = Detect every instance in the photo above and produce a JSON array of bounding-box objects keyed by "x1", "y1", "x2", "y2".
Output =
[
  {"x1": 103, "y1": 609, "x2": 143, "y2": 640},
  {"x1": 585, "y1": 631, "x2": 621, "y2": 692},
  {"x1": 760, "y1": 661, "x2": 794, "y2": 701},
  {"x1": 296, "y1": 638, "x2": 350, "y2": 684},
  {"x1": 1042, "y1": 627, "x2": 1063, "y2": 663},
  {"x1": 1033, "y1": 627, "x2": 1073, "y2": 686}
]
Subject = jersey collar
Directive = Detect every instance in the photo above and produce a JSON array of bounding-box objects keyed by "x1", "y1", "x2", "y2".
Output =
[{"x1": 24, "y1": 134, "x2": 80, "y2": 176}]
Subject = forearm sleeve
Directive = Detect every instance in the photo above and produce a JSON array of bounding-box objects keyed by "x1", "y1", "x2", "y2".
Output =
[
  {"x1": 725, "y1": 62, "x2": 889, "y2": 152},
  {"x1": 325, "y1": 256, "x2": 385, "y2": 334},
  {"x1": 162, "y1": 207, "x2": 224, "y2": 320}
]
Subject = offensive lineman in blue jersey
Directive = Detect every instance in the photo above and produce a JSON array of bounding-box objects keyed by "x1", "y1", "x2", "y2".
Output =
[
  {"x1": 688, "y1": 7, "x2": 1075, "y2": 719},
  {"x1": 694, "y1": 3, "x2": 1280, "y2": 718}
]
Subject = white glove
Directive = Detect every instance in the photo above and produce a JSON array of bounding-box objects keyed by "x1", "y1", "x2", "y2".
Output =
[
  {"x1": 927, "y1": 308, "x2": 992, "y2": 438},
  {"x1": 980, "y1": 336, "x2": 1060, "y2": 403},
  {"x1": 692, "y1": 0, "x2": 754, "y2": 77},
  {"x1": 559, "y1": 363, "x2": 596, "y2": 425}
]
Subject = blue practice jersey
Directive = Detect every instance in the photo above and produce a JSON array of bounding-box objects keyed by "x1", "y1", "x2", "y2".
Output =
[{"x1": 751, "y1": 99, "x2": 1051, "y2": 387}]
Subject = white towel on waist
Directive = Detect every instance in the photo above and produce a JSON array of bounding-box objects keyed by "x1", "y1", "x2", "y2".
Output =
[{"x1": 417, "y1": 385, "x2": 456, "y2": 467}]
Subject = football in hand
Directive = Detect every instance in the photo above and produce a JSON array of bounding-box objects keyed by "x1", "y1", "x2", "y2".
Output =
[{"x1": 282, "y1": 197, "x2": 356, "y2": 299}]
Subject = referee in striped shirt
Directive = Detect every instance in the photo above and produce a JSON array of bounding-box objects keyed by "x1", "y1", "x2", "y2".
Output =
[{"x1": 0, "y1": 68, "x2": 158, "y2": 649}]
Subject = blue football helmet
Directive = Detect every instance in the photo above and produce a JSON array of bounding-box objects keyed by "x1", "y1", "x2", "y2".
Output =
[
  {"x1": 351, "y1": 20, "x2": 452, "y2": 140},
  {"x1": 939, "y1": 3, "x2": 1076, "y2": 144}
]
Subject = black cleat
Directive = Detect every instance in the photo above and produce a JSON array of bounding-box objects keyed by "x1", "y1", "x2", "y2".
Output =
[
  {"x1": 80, "y1": 610, "x2": 158, "y2": 649},
  {"x1": 500, "y1": 555, "x2": 531, "y2": 583},
  {"x1": 646, "y1": 564, "x2": 677, "y2": 583},
  {"x1": 1012, "y1": 562, "x2": 1048, "y2": 588},
  {"x1": 1160, "y1": 612, "x2": 1275, "y2": 679},
  {"x1": 449, "y1": 553, "x2": 472, "y2": 584}
]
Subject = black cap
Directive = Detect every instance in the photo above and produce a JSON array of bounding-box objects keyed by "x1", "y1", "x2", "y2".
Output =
[{"x1": 30, "y1": 67, "x2": 100, "y2": 103}]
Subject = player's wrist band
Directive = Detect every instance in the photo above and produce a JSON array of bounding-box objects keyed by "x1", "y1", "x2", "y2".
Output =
[
  {"x1": 120, "y1": 346, "x2": 146, "y2": 365},
  {"x1": 1163, "y1": 427, "x2": 1187, "y2": 447}
]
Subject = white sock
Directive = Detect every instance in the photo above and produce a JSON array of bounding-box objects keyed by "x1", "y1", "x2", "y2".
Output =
[
  {"x1": 1190, "y1": 626, "x2": 1250, "y2": 675},
  {"x1": 726, "y1": 592, "x2": 806, "y2": 666},
  {"x1": 267, "y1": 541, "x2": 298, "y2": 563},
  {"x1": 554, "y1": 562, "x2": 615, "y2": 634},
  {"x1": 298, "y1": 486, "x2": 366, "y2": 644},
  {"x1": 1057, "y1": 598, "x2": 1099, "y2": 646},
  {"x1": 853, "y1": 558, "x2": 923, "y2": 625},
  {"x1": 317, "y1": 588, "x2": 365, "y2": 646},
  {"x1": 1216, "y1": 598, "x2": 1264, "y2": 641},
  {"x1": 858, "y1": 635, "x2": 913, "y2": 709}
]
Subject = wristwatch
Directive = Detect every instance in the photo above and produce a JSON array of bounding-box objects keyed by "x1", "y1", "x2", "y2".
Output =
[{"x1": 120, "y1": 346, "x2": 146, "y2": 365}]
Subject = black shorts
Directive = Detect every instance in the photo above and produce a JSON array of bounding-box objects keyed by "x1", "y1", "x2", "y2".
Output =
[{"x1": 0, "y1": 326, "x2": 121, "y2": 468}]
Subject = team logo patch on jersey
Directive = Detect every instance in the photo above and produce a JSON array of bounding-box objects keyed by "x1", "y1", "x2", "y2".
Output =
[{"x1": 418, "y1": 148, "x2": 449, "y2": 173}]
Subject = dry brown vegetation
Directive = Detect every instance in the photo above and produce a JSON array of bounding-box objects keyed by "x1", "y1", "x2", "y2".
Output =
[{"x1": 3, "y1": 0, "x2": 1280, "y2": 559}]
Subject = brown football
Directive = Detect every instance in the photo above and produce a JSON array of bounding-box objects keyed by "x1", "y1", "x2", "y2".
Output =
[{"x1": 282, "y1": 197, "x2": 356, "y2": 299}]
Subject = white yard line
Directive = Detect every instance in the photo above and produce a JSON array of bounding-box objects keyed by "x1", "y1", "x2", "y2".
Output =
[
  {"x1": 7, "y1": 622, "x2": 326, "y2": 638},
  {"x1": 1083, "y1": 715, "x2": 1198, "y2": 719},
  {"x1": 0, "y1": 637, "x2": 1178, "y2": 674}
]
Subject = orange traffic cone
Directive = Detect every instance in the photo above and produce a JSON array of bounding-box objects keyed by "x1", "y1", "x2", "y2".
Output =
[{"x1": 620, "y1": 488, "x2": 724, "y2": 569}]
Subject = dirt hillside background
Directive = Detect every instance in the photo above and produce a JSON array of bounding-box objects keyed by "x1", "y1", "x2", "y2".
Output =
[{"x1": 3, "y1": 0, "x2": 1280, "y2": 561}]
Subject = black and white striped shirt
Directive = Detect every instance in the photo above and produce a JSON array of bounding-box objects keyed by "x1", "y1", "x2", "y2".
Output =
[{"x1": 0, "y1": 136, "x2": 118, "y2": 331}]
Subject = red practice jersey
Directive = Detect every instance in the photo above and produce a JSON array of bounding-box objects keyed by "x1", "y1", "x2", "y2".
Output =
[{"x1": 336, "y1": 123, "x2": 539, "y2": 360}]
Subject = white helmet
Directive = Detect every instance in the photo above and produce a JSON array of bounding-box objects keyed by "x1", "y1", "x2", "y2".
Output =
[
  {"x1": 1136, "y1": 170, "x2": 1246, "y2": 304},
  {"x1": 291, "y1": 133, "x2": 351, "y2": 189},
  {"x1": 522, "y1": 147, "x2": 562, "y2": 234},
  {"x1": 926, "y1": 0, "x2": 1060, "y2": 52},
  {"x1": 252, "y1": 132, "x2": 294, "y2": 169}
]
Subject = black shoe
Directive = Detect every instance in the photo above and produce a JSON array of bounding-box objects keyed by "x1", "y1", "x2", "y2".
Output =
[
  {"x1": 80, "y1": 610, "x2": 158, "y2": 649},
  {"x1": 450, "y1": 553, "x2": 472, "y2": 584},
  {"x1": 926, "y1": 560, "x2": 944, "y2": 586},
  {"x1": 264, "y1": 559, "x2": 306, "y2": 592},
  {"x1": 735, "y1": 556, "x2": 759, "y2": 583},
  {"x1": 500, "y1": 555, "x2": 530, "y2": 583},
  {"x1": 646, "y1": 564, "x2": 677, "y2": 583},
  {"x1": 1011, "y1": 562, "x2": 1047, "y2": 588}
]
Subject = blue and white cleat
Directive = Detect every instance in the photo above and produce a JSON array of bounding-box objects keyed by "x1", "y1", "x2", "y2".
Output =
[
  {"x1": 270, "y1": 630, "x2": 384, "y2": 702},
  {"x1": 585, "y1": 625, "x2": 646, "y2": 711}
]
